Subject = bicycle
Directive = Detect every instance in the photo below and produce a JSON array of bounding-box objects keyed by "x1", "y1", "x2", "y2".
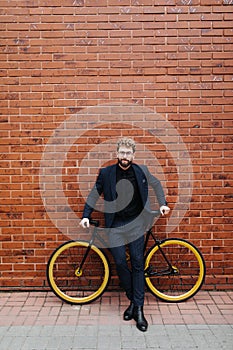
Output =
[{"x1": 47, "y1": 211, "x2": 206, "y2": 305}]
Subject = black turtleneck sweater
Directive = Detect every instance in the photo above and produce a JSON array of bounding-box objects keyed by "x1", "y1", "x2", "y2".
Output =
[{"x1": 115, "y1": 165, "x2": 143, "y2": 222}]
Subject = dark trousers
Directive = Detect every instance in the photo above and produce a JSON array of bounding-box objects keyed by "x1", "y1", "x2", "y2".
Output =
[{"x1": 110, "y1": 231, "x2": 145, "y2": 306}]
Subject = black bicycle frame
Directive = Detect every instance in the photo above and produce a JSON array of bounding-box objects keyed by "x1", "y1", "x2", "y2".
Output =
[{"x1": 78, "y1": 218, "x2": 175, "y2": 277}]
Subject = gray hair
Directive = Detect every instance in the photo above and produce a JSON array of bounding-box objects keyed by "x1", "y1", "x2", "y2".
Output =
[{"x1": 117, "y1": 137, "x2": 136, "y2": 153}]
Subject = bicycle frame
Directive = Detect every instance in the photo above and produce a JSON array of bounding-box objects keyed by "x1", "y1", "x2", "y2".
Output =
[
  {"x1": 79, "y1": 214, "x2": 176, "y2": 277},
  {"x1": 143, "y1": 227, "x2": 176, "y2": 277}
]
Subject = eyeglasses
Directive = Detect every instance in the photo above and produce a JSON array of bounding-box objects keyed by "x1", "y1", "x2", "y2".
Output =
[{"x1": 118, "y1": 151, "x2": 133, "y2": 157}]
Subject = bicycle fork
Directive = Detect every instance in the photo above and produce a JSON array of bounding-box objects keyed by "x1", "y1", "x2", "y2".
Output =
[
  {"x1": 75, "y1": 224, "x2": 99, "y2": 277},
  {"x1": 75, "y1": 244, "x2": 92, "y2": 277}
]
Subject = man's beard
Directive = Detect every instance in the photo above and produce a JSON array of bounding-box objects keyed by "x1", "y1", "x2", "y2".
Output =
[{"x1": 118, "y1": 158, "x2": 132, "y2": 169}]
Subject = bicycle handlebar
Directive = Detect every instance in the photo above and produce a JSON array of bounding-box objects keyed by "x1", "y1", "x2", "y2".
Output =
[
  {"x1": 89, "y1": 210, "x2": 161, "y2": 228},
  {"x1": 89, "y1": 219, "x2": 100, "y2": 227}
]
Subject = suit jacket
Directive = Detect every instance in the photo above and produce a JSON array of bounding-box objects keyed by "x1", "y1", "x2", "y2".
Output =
[{"x1": 82, "y1": 163, "x2": 167, "y2": 228}]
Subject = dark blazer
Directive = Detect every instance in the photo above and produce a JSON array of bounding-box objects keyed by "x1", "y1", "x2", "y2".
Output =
[{"x1": 82, "y1": 163, "x2": 167, "y2": 228}]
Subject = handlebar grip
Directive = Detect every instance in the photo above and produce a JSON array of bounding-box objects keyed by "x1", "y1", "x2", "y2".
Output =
[{"x1": 89, "y1": 219, "x2": 100, "y2": 227}]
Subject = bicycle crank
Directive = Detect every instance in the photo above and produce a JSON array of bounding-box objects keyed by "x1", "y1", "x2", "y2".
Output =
[{"x1": 171, "y1": 266, "x2": 179, "y2": 274}]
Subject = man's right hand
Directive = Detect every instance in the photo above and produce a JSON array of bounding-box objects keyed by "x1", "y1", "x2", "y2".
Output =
[{"x1": 79, "y1": 218, "x2": 90, "y2": 228}]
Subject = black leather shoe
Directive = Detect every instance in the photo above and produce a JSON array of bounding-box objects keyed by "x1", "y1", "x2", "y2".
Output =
[
  {"x1": 123, "y1": 302, "x2": 134, "y2": 321},
  {"x1": 133, "y1": 306, "x2": 148, "y2": 332}
]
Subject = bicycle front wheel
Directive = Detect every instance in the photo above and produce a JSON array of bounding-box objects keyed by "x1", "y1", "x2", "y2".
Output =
[
  {"x1": 47, "y1": 240, "x2": 110, "y2": 304},
  {"x1": 145, "y1": 238, "x2": 206, "y2": 303}
]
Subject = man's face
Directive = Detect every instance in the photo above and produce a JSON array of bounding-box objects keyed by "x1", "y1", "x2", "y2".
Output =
[{"x1": 117, "y1": 147, "x2": 134, "y2": 169}]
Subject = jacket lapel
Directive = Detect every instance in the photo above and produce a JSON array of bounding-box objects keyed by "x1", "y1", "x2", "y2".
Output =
[
  {"x1": 132, "y1": 164, "x2": 148, "y2": 206},
  {"x1": 109, "y1": 164, "x2": 117, "y2": 199}
]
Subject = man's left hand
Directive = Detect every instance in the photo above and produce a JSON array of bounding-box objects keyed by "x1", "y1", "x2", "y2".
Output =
[{"x1": 160, "y1": 205, "x2": 170, "y2": 216}]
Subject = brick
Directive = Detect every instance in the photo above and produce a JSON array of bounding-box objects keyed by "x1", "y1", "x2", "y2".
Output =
[{"x1": 0, "y1": 1, "x2": 232, "y2": 291}]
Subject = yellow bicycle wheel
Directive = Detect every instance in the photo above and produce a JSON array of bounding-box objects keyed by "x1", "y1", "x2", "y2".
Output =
[
  {"x1": 47, "y1": 240, "x2": 110, "y2": 304},
  {"x1": 145, "y1": 238, "x2": 206, "y2": 302}
]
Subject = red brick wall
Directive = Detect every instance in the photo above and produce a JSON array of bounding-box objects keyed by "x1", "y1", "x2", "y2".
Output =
[{"x1": 0, "y1": 1, "x2": 232, "y2": 291}]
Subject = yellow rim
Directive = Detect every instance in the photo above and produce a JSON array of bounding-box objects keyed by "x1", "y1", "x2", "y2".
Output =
[
  {"x1": 145, "y1": 239, "x2": 205, "y2": 302},
  {"x1": 48, "y1": 241, "x2": 110, "y2": 304}
]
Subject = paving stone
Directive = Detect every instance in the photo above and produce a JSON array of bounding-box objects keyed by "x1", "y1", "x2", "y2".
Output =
[{"x1": 0, "y1": 291, "x2": 232, "y2": 349}]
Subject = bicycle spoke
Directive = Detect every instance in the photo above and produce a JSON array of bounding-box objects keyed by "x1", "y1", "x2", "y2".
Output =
[
  {"x1": 47, "y1": 241, "x2": 110, "y2": 304},
  {"x1": 145, "y1": 239, "x2": 205, "y2": 302}
]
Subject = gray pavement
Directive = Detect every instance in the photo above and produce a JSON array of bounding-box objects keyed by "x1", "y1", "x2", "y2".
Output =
[
  {"x1": 0, "y1": 324, "x2": 233, "y2": 350},
  {"x1": 0, "y1": 291, "x2": 232, "y2": 349}
]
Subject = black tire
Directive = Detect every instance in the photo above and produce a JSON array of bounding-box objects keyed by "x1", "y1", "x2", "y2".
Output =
[
  {"x1": 47, "y1": 240, "x2": 111, "y2": 304},
  {"x1": 145, "y1": 238, "x2": 206, "y2": 303}
]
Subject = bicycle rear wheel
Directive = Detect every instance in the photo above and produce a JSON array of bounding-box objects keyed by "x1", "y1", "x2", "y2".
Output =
[
  {"x1": 47, "y1": 240, "x2": 110, "y2": 304},
  {"x1": 145, "y1": 238, "x2": 206, "y2": 303}
]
